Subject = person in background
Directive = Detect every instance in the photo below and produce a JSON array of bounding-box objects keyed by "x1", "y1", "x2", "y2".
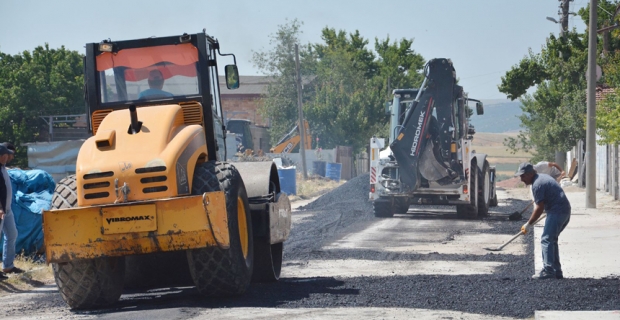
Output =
[
  {"x1": 0, "y1": 145, "x2": 15, "y2": 279},
  {"x1": 0, "y1": 142, "x2": 22, "y2": 275},
  {"x1": 533, "y1": 161, "x2": 565, "y2": 182}
]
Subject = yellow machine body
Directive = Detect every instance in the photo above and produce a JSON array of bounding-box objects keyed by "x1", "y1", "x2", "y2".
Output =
[
  {"x1": 43, "y1": 102, "x2": 231, "y2": 263},
  {"x1": 44, "y1": 192, "x2": 229, "y2": 263},
  {"x1": 78, "y1": 103, "x2": 206, "y2": 206}
]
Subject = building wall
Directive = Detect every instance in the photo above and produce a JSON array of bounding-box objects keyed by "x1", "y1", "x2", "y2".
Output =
[{"x1": 222, "y1": 95, "x2": 269, "y2": 127}]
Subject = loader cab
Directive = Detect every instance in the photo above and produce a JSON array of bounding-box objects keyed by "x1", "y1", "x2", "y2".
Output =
[
  {"x1": 83, "y1": 32, "x2": 239, "y2": 161},
  {"x1": 389, "y1": 89, "x2": 420, "y2": 143}
]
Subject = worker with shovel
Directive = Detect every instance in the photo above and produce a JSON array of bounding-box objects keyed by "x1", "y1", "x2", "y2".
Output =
[{"x1": 516, "y1": 163, "x2": 571, "y2": 280}]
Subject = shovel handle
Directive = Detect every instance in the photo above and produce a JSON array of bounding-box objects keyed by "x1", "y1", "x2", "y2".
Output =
[
  {"x1": 496, "y1": 231, "x2": 524, "y2": 250},
  {"x1": 495, "y1": 213, "x2": 548, "y2": 251}
]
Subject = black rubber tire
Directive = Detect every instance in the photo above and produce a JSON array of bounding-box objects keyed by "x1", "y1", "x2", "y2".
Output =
[
  {"x1": 251, "y1": 240, "x2": 283, "y2": 283},
  {"x1": 489, "y1": 168, "x2": 498, "y2": 207},
  {"x1": 187, "y1": 162, "x2": 254, "y2": 297},
  {"x1": 373, "y1": 198, "x2": 394, "y2": 218},
  {"x1": 51, "y1": 175, "x2": 125, "y2": 310},
  {"x1": 456, "y1": 163, "x2": 478, "y2": 219},
  {"x1": 477, "y1": 160, "x2": 491, "y2": 217},
  {"x1": 395, "y1": 198, "x2": 410, "y2": 214}
]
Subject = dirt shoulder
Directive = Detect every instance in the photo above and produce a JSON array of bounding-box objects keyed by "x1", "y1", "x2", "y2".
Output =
[{"x1": 0, "y1": 260, "x2": 54, "y2": 297}]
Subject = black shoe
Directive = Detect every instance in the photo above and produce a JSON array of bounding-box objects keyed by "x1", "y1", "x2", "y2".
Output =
[
  {"x1": 3, "y1": 267, "x2": 24, "y2": 274},
  {"x1": 556, "y1": 272, "x2": 564, "y2": 279},
  {"x1": 533, "y1": 270, "x2": 556, "y2": 279}
]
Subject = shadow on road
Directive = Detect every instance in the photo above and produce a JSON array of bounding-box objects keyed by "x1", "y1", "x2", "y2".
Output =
[{"x1": 76, "y1": 277, "x2": 358, "y2": 316}]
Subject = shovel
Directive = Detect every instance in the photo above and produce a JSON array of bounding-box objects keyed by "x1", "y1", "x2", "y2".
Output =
[
  {"x1": 508, "y1": 200, "x2": 534, "y2": 221},
  {"x1": 484, "y1": 213, "x2": 546, "y2": 251}
]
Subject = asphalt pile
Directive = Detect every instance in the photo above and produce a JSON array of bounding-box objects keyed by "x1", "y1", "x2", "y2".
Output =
[{"x1": 299, "y1": 172, "x2": 372, "y2": 211}]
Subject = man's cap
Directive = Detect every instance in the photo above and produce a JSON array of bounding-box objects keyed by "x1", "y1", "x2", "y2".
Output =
[
  {"x1": 514, "y1": 162, "x2": 534, "y2": 177},
  {"x1": 1, "y1": 142, "x2": 15, "y2": 152},
  {"x1": 0, "y1": 145, "x2": 14, "y2": 156}
]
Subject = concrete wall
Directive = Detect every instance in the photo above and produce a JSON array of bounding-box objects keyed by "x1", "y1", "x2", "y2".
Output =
[
  {"x1": 249, "y1": 125, "x2": 271, "y2": 154},
  {"x1": 268, "y1": 149, "x2": 337, "y2": 176}
]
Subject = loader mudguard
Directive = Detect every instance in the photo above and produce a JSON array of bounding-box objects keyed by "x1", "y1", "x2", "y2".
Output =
[{"x1": 390, "y1": 58, "x2": 458, "y2": 190}]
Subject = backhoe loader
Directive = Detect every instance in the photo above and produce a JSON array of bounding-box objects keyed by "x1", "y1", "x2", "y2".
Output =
[
  {"x1": 43, "y1": 31, "x2": 291, "y2": 309},
  {"x1": 369, "y1": 58, "x2": 497, "y2": 218},
  {"x1": 270, "y1": 119, "x2": 312, "y2": 153}
]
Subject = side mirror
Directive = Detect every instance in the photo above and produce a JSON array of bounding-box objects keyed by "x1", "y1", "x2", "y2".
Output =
[
  {"x1": 225, "y1": 65, "x2": 240, "y2": 90},
  {"x1": 384, "y1": 101, "x2": 392, "y2": 116},
  {"x1": 476, "y1": 102, "x2": 484, "y2": 115}
]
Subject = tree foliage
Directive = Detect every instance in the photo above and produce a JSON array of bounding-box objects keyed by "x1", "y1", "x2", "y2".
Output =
[
  {"x1": 0, "y1": 45, "x2": 84, "y2": 167},
  {"x1": 251, "y1": 19, "x2": 317, "y2": 146},
  {"x1": 500, "y1": 0, "x2": 620, "y2": 160},
  {"x1": 598, "y1": 51, "x2": 620, "y2": 144},
  {"x1": 252, "y1": 20, "x2": 426, "y2": 153}
]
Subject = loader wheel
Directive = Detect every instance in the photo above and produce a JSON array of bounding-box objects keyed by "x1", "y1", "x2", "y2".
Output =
[
  {"x1": 373, "y1": 198, "x2": 394, "y2": 218},
  {"x1": 456, "y1": 163, "x2": 478, "y2": 219},
  {"x1": 395, "y1": 198, "x2": 410, "y2": 214},
  {"x1": 187, "y1": 162, "x2": 254, "y2": 296},
  {"x1": 489, "y1": 167, "x2": 498, "y2": 207},
  {"x1": 490, "y1": 193, "x2": 499, "y2": 207},
  {"x1": 477, "y1": 160, "x2": 491, "y2": 217},
  {"x1": 50, "y1": 175, "x2": 125, "y2": 309},
  {"x1": 252, "y1": 240, "x2": 283, "y2": 282}
]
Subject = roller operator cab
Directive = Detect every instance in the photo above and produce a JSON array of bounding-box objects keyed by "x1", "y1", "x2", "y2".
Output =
[
  {"x1": 42, "y1": 32, "x2": 291, "y2": 310},
  {"x1": 369, "y1": 58, "x2": 497, "y2": 219}
]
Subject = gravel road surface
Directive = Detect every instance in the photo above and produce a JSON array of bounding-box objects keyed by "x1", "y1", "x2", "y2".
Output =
[{"x1": 0, "y1": 173, "x2": 617, "y2": 319}]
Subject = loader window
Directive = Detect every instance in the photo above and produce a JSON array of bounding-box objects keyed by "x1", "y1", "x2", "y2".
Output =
[{"x1": 96, "y1": 44, "x2": 200, "y2": 104}]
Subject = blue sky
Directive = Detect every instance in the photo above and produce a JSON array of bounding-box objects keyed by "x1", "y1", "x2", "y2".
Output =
[{"x1": 0, "y1": 0, "x2": 589, "y2": 99}]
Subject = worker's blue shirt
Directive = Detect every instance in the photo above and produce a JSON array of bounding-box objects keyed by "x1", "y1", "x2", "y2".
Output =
[
  {"x1": 531, "y1": 173, "x2": 571, "y2": 214},
  {"x1": 138, "y1": 89, "x2": 174, "y2": 99}
]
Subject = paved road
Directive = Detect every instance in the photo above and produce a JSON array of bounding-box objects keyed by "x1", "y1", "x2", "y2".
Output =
[{"x1": 0, "y1": 188, "x2": 617, "y2": 319}]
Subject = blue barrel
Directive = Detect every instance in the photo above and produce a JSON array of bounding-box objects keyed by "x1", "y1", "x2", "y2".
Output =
[
  {"x1": 277, "y1": 167, "x2": 297, "y2": 195},
  {"x1": 313, "y1": 160, "x2": 326, "y2": 177},
  {"x1": 325, "y1": 162, "x2": 342, "y2": 182}
]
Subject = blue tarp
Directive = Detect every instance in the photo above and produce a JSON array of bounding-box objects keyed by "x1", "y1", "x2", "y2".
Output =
[{"x1": 0, "y1": 169, "x2": 55, "y2": 255}]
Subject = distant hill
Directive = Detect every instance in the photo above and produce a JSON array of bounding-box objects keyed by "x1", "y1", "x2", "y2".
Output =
[{"x1": 468, "y1": 99, "x2": 524, "y2": 133}]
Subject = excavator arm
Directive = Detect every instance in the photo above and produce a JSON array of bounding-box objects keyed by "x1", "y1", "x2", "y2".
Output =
[
  {"x1": 390, "y1": 58, "x2": 464, "y2": 191},
  {"x1": 270, "y1": 119, "x2": 312, "y2": 153}
]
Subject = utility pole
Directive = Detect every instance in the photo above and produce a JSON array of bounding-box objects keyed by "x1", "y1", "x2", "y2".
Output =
[
  {"x1": 560, "y1": 0, "x2": 570, "y2": 37},
  {"x1": 294, "y1": 44, "x2": 308, "y2": 180},
  {"x1": 586, "y1": 0, "x2": 597, "y2": 208},
  {"x1": 555, "y1": 0, "x2": 571, "y2": 170}
]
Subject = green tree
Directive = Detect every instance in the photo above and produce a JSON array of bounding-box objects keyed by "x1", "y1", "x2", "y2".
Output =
[
  {"x1": 252, "y1": 21, "x2": 426, "y2": 153},
  {"x1": 598, "y1": 51, "x2": 620, "y2": 144},
  {"x1": 307, "y1": 29, "x2": 425, "y2": 152},
  {"x1": 0, "y1": 44, "x2": 84, "y2": 167},
  {"x1": 499, "y1": 27, "x2": 588, "y2": 161},
  {"x1": 251, "y1": 19, "x2": 317, "y2": 146},
  {"x1": 500, "y1": 0, "x2": 620, "y2": 160}
]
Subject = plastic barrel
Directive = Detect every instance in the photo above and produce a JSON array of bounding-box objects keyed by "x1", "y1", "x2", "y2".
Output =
[
  {"x1": 313, "y1": 160, "x2": 326, "y2": 177},
  {"x1": 325, "y1": 162, "x2": 342, "y2": 182},
  {"x1": 277, "y1": 167, "x2": 297, "y2": 195}
]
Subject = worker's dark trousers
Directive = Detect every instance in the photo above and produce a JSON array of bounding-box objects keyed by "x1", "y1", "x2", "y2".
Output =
[{"x1": 541, "y1": 212, "x2": 571, "y2": 276}]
